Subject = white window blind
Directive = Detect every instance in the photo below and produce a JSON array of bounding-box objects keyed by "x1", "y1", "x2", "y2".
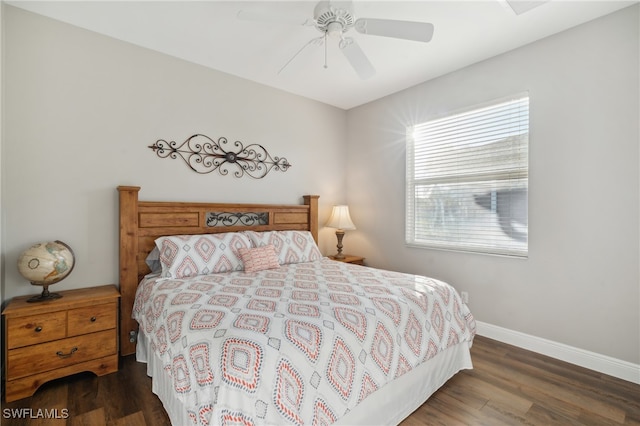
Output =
[{"x1": 406, "y1": 94, "x2": 529, "y2": 257}]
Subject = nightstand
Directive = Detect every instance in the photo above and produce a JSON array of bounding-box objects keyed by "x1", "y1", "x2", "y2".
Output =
[
  {"x1": 3, "y1": 285, "x2": 120, "y2": 402},
  {"x1": 328, "y1": 254, "x2": 365, "y2": 265}
]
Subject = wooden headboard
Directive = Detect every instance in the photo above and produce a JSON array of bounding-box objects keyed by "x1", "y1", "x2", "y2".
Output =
[{"x1": 118, "y1": 186, "x2": 319, "y2": 356}]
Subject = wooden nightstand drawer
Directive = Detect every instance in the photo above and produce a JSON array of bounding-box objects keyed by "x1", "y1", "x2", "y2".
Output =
[
  {"x1": 6, "y1": 311, "x2": 67, "y2": 349},
  {"x1": 68, "y1": 302, "x2": 117, "y2": 337},
  {"x1": 7, "y1": 329, "x2": 117, "y2": 380}
]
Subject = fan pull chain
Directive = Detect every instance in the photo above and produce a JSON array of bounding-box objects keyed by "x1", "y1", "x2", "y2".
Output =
[{"x1": 324, "y1": 32, "x2": 328, "y2": 69}]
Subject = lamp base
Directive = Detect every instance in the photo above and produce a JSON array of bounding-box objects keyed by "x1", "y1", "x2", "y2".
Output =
[
  {"x1": 334, "y1": 229, "x2": 346, "y2": 260},
  {"x1": 27, "y1": 286, "x2": 63, "y2": 303}
]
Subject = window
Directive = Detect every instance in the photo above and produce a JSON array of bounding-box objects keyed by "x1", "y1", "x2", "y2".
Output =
[{"x1": 406, "y1": 94, "x2": 529, "y2": 257}]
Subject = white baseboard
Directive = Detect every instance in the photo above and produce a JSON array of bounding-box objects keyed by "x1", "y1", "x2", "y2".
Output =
[{"x1": 476, "y1": 321, "x2": 640, "y2": 385}]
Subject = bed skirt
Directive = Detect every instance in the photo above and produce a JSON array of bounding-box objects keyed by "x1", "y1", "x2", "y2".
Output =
[{"x1": 136, "y1": 330, "x2": 473, "y2": 425}]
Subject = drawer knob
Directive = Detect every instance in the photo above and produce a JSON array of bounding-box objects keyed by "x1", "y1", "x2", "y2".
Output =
[
  {"x1": 56, "y1": 347, "x2": 78, "y2": 359},
  {"x1": 34, "y1": 326, "x2": 43, "y2": 333},
  {"x1": 90, "y1": 316, "x2": 97, "y2": 322}
]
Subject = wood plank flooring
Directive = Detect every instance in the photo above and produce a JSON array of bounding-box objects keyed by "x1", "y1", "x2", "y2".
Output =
[
  {"x1": 2, "y1": 336, "x2": 638, "y2": 425},
  {"x1": 402, "y1": 337, "x2": 640, "y2": 426}
]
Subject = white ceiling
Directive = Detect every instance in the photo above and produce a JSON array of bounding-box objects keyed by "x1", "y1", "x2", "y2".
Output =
[{"x1": 6, "y1": 0, "x2": 636, "y2": 109}]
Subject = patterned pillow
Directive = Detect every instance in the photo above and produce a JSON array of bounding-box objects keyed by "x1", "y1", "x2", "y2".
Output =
[
  {"x1": 243, "y1": 230, "x2": 322, "y2": 265},
  {"x1": 155, "y1": 232, "x2": 252, "y2": 278},
  {"x1": 238, "y1": 245, "x2": 281, "y2": 273}
]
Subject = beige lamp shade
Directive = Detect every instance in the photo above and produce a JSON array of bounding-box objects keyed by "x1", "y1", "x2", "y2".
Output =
[{"x1": 326, "y1": 205, "x2": 356, "y2": 230}]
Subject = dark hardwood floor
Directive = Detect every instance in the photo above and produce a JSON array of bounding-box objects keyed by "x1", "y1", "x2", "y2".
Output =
[
  {"x1": 402, "y1": 337, "x2": 640, "y2": 426},
  {"x1": 2, "y1": 336, "x2": 639, "y2": 425}
]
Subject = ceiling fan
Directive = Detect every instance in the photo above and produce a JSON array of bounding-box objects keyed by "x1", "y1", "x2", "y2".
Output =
[{"x1": 237, "y1": 1, "x2": 434, "y2": 80}]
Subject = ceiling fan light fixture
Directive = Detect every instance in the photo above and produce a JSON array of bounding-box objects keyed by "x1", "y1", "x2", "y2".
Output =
[
  {"x1": 326, "y1": 21, "x2": 344, "y2": 37},
  {"x1": 314, "y1": 1, "x2": 355, "y2": 33}
]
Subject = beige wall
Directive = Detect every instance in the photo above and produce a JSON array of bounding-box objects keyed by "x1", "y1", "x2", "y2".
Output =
[
  {"x1": 2, "y1": 6, "x2": 348, "y2": 300},
  {"x1": 346, "y1": 5, "x2": 639, "y2": 365}
]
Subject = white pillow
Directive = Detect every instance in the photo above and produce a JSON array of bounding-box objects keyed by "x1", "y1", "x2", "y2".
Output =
[
  {"x1": 243, "y1": 230, "x2": 322, "y2": 265},
  {"x1": 155, "y1": 232, "x2": 252, "y2": 278}
]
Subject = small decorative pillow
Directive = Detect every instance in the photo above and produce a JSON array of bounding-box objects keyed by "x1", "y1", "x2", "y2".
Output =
[
  {"x1": 243, "y1": 230, "x2": 322, "y2": 265},
  {"x1": 155, "y1": 232, "x2": 252, "y2": 279},
  {"x1": 238, "y1": 245, "x2": 281, "y2": 273}
]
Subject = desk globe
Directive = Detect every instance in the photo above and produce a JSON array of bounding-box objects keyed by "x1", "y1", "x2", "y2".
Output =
[{"x1": 17, "y1": 240, "x2": 75, "y2": 302}]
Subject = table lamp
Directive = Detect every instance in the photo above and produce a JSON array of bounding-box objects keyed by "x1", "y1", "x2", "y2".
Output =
[{"x1": 326, "y1": 205, "x2": 356, "y2": 260}]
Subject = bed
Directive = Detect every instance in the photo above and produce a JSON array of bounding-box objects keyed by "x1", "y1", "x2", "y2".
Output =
[{"x1": 118, "y1": 186, "x2": 476, "y2": 425}]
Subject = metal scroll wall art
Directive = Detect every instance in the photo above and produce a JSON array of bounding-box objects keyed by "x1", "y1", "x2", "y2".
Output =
[{"x1": 148, "y1": 134, "x2": 291, "y2": 179}]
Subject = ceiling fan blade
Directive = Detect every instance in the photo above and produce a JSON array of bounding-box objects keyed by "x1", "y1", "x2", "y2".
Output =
[
  {"x1": 339, "y1": 37, "x2": 376, "y2": 80},
  {"x1": 355, "y1": 18, "x2": 434, "y2": 42},
  {"x1": 237, "y1": 10, "x2": 312, "y2": 26},
  {"x1": 278, "y1": 36, "x2": 324, "y2": 75}
]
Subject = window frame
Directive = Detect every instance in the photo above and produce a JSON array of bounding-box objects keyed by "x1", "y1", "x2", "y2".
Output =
[{"x1": 405, "y1": 93, "x2": 530, "y2": 258}]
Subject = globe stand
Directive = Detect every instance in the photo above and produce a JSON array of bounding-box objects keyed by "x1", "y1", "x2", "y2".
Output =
[{"x1": 27, "y1": 284, "x2": 63, "y2": 303}]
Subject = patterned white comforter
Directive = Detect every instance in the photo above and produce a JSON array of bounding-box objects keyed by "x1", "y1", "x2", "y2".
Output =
[{"x1": 133, "y1": 258, "x2": 476, "y2": 425}]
